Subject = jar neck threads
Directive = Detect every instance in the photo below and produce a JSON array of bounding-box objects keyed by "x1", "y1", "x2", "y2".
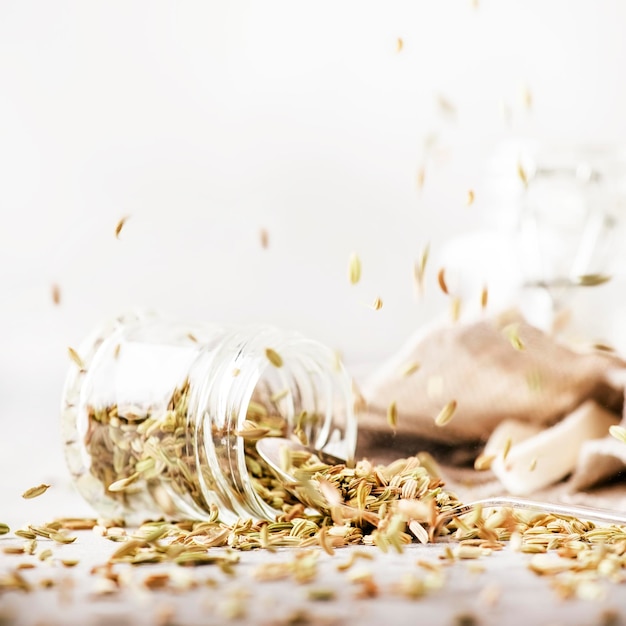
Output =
[{"x1": 62, "y1": 314, "x2": 357, "y2": 524}]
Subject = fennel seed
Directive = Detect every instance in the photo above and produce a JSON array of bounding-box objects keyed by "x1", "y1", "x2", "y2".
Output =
[
  {"x1": 22, "y1": 484, "x2": 50, "y2": 499},
  {"x1": 67, "y1": 347, "x2": 84, "y2": 369},
  {"x1": 348, "y1": 252, "x2": 362, "y2": 285},
  {"x1": 434, "y1": 400, "x2": 457, "y2": 427},
  {"x1": 437, "y1": 268, "x2": 449, "y2": 295},
  {"x1": 114, "y1": 215, "x2": 129, "y2": 239},
  {"x1": 265, "y1": 348, "x2": 283, "y2": 368}
]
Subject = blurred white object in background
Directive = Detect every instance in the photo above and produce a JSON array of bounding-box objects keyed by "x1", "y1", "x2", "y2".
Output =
[{"x1": 443, "y1": 142, "x2": 626, "y2": 340}]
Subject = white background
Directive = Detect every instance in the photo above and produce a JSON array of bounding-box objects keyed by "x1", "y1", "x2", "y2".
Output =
[{"x1": 2, "y1": 0, "x2": 626, "y2": 484}]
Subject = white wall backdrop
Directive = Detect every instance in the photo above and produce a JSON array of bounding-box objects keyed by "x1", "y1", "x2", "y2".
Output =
[{"x1": 2, "y1": 0, "x2": 626, "y2": 481}]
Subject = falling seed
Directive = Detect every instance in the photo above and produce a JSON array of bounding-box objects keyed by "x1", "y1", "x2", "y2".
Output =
[
  {"x1": 529, "y1": 458, "x2": 537, "y2": 472},
  {"x1": 114, "y1": 216, "x2": 129, "y2": 239},
  {"x1": 259, "y1": 228, "x2": 269, "y2": 249},
  {"x1": 265, "y1": 348, "x2": 283, "y2": 368},
  {"x1": 232, "y1": 367, "x2": 240, "y2": 377},
  {"x1": 437, "y1": 268, "x2": 449, "y2": 295},
  {"x1": 279, "y1": 444, "x2": 292, "y2": 475},
  {"x1": 474, "y1": 454, "x2": 496, "y2": 472},
  {"x1": 481, "y1": 286, "x2": 488, "y2": 310},
  {"x1": 67, "y1": 347, "x2": 84, "y2": 369},
  {"x1": 503, "y1": 324, "x2": 525, "y2": 351},
  {"x1": 450, "y1": 297, "x2": 461, "y2": 322},
  {"x1": 348, "y1": 253, "x2": 362, "y2": 285},
  {"x1": 517, "y1": 162, "x2": 529, "y2": 187},
  {"x1": 51, "y1": 284, "x2": 61, "y2": 305},
  {"x1": 396, "y1": 37, "x2": 404, "y2": 53},
  {"x1": 22, "y1": 484, "x2": 50, "y2": 499},
  {"x1": 113, "y1": 344, "x2": 121, "y2": 359},
  {"x1": 308, "y1": 588, "x2": 336, "y2": 602},
  {"x1": 413, "y1": 243, "x2": 430, "y2": 294},
  {"x1": 466, "y1": 190, "x2": 475, "y2": 206},
  {"x1": 371, "y1": 297, "x2": 383, "y2": 311},
  {"x1": 502, "y1": 437, "x2": 512, "y2": 461},
  {"x1": 416, "y1": 166, "x2": 426, "y2": 190},
  {"x1": 0, "y1": 523, "x2": 9, "y2": 535},
  {"x1": 400, "y1": 362, "x2": 420, "y2": 377},
  {"x1": 609, "y1": 425, "x2": 626, "y2": 444},
  {"x1": 435, "y1": 400, "x2": 457, "y2": 427},
  {"x1": 577, "y1": 274, "x2": 612, "y2": 287},
  {"x1": 437, "y1": 94, "x2": 457, "y2": 119},
  {"x1": 592, "y1": 342, "x2": 615, "y2": 352},
  {"x1": 387, "y1": 401, "x2": 398, "y2": 430}
]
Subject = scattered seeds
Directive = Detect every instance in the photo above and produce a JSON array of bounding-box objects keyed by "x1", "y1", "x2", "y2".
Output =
[
  {"x1": 529, "y1": 457, "x2": 538, "y2": 472},
  {"x1": 0, "y1": 523, "x2": 9, "y2": 535},
  {"x1": 22, "y1": 484, "x2": 50, "y2": 499},
  {"x1": 115, "y1": 215, "x2": 129, "y2": 239},
  {"x1": 14, "y1": 530, "x2": 36, "y2": 540},
  {"x1": 434, "y1": 401, "x2": 457, "y2": 427},
  {"x1": 265, "y1": 348, "x2": 283, "y2": 368},
  {"x1": 348, "y1": 253, "x2": 362, "y2": 285},
  {"x1": 308, "y1": 587, "x2": 336, "y2": 601},
  {"x1": 371, "y1": 297, "x2": 383, "y2": 311},
  {"x1": 38, "y1": 549, "x2": 53, "y2": 561},
  {"x1": 396, "y1": 37, "x2": 404, "y2": 53},
  {"x1": 466, "y1": 189, "x2": 475, "y2": 206}
]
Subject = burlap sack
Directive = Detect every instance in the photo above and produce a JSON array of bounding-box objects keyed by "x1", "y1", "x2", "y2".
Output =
[{"x1": 356, "y1": 309, "x2": 626, "y2": 500}]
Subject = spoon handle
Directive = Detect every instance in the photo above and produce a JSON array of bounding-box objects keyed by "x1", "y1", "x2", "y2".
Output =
[{"x1": 444, "y1": 496, "x2": 626, "y2": 525}]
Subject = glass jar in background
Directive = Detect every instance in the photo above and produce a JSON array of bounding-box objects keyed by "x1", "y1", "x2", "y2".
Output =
[
  {"x1": 61, "y1": 312, "x2": 357, "y2": 525},
  {"x1": 485, "y1": 142, "x2": 626, "y2": 335}
]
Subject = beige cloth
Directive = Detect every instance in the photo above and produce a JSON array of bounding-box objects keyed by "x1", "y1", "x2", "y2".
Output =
[{"x1": 356, "y1": 309, "x2": 626, "y2": 502}]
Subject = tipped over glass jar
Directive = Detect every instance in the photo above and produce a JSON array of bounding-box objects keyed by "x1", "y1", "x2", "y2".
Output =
[{"x1": 61, "y1": 312, "x2": 358, "y2": 525}]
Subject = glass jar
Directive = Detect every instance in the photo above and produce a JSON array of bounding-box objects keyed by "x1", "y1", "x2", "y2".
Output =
[
  {"x1": 61, "y1": 312, "x2": 357, "y2": 525},
  {"x1": 485, "y1": 141, "x2": 626, "y2": 332}
]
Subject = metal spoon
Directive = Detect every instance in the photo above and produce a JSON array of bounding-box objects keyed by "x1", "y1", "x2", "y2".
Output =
[{"x1": 256, "y1": 437, "x2": 626, "y2": 525}]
